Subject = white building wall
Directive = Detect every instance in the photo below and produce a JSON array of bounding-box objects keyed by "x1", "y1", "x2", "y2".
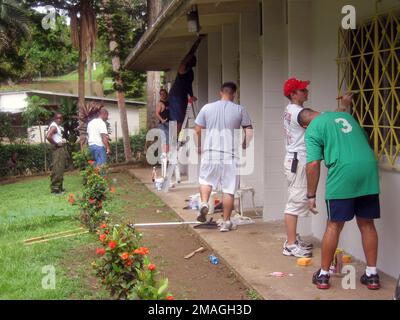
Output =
[
  {"x1": 310, "y1": 0, "x2": 400, "y2": 277},
  {"x1": 262, "y1": 0, "x2": 288, "y2": 220},
  {"x1": 207, "y1": 32, "x2": 222, "y2": 101},
  {"x1": 222, "y1": 24, "x2": 239, "y2": 86},
  {"x1": 239, "y1": 9, "x2": 264, "y2": 207},
  {"x1": 96, "y1": 102, "x2": 140, "y2": 142}
]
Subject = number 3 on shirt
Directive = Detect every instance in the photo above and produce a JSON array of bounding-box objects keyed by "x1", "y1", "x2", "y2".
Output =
[{"x1": 335, "y1": 118, "x2": 353, "y2": 133}]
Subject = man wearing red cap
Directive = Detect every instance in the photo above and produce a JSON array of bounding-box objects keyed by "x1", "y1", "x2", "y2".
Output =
[{"x1": 282, "y1": 77, "x2": 314, "y2": 258}]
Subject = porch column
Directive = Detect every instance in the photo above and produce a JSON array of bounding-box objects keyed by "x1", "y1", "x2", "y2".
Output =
[
  {"x1": 222, "y1": 24, "x2": 239, "y2": 85},
  {"x1": 262, "y1": 0, "x2": 287, "y2": 221},
  {"x1": 287, "y1": 0, "x2": 313, "y2": 235},
  {"x1": 207, "y1": 32, "x2": 222, "y2": 101},
  {"x1": 239, "y1": 8, "x2": 264, "y2": 208}
]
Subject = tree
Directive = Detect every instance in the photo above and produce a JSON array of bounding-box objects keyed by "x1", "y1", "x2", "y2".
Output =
[
  {"x1": 22, "y1": 95, "x2": 52, "y2": 144},
  {"x1": 146, "y1": 0, "x2": 162, "y2": 130},
  {"x1": 0, "y1": 112, "x2": 13, "y2": 142},
  {"x1": 0, "y1": 0, "x2": 30, "y2": 83},
  {"x1": 20, "y1": 14, "x2": 79, "y2": 79},
  {"x1": 25, "y1": 0, "x2": 98, "y2": 148},
  {"x1": 0, "y1": 0, "x2": 30, "y2": 53},
  {"x1": 98, "y1": 0, "x2": 146, "y2": 162}
]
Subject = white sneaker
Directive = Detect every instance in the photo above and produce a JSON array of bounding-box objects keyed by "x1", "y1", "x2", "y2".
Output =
[
  {"x1": 197, "y1": 203, "x2": 209, "y2": 222},
  {"x1": 296, "y1": 234, "x2": 313, "y2": 250},
  {"x1": 219, "y1": 220, "x2": 233, "y2": 232},
  {"x1": 282, "y1": 240, "x2": 312, "y2": 258}
]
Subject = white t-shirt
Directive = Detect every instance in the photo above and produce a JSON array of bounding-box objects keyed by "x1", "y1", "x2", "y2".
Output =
[
  {"x1": 284, "y1": 103, "x2": 306, "y2": 163},
  {"x1": 195, "y1": 100, "x2": 252, "y2": 159},
  {"x1": 48, "y1": 122, "x2": 63, "y2": 144},
  {"x1": 87, "y1": 118, "x2": 108, "y2": 147}
]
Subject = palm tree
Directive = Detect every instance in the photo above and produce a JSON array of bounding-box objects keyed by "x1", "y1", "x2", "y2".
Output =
[{"x1": 0, "y1": 0, "x2": 30, "y2": 53}]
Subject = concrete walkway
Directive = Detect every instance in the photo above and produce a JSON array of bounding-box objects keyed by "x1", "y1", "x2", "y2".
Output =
[{"x1": 129, "y1": 168, "x2": 396, "y2": 300}]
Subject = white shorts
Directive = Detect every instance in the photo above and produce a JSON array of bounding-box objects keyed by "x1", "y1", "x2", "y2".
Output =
[
  {"x1": 199, "y1": 159, "x2": 239, "y2": 195},
  {"x1": 284, "y1": 157, "x2": 309, "y2": 217}
]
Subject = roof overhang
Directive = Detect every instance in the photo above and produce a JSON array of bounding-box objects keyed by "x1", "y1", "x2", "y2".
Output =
[{"x1": 124, "y1": 0, "x2": 258, "y2": 72}]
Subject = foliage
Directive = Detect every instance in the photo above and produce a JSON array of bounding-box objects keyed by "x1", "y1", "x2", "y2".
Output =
[
  {"x1": 19, "y1": 15, "x2": 79, "y2": 79},
  {"x1": 93, "y1": 223, "x2": 173, "y2": 300},
  {"x1": 96, "y1": 0, "x2": 147, "y2": 99},
  {"x1": 72, "y1": 147, "x2": 93, "y2": 170},
  {"x1": 78, "y1": 163, "x2": 110, "y2": 232},
  {"x1": 110, "y1": 129, "x2": 147, "y2": 163},
  {"x1": 22, "y1": 95, "x2": 51, "y2": 127},
  {"x1": 59, "y1": 98, "x2": 79, "y2": 150},
  {"x1": 0, "y1": 112, "x2": 14, "y2": 142},
  {"x1": 0, "y1": 0, "x2": 30, "y2": 53},
  {"x1": 0, "y1": 142, "x2": 52, "y2": 177}
]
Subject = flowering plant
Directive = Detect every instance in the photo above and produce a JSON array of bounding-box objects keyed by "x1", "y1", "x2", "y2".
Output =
[{"x1": 93, "y1": 223, "x2": 172, "y2": 300}]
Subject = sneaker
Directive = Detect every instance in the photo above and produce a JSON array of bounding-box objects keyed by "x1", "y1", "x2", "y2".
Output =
[
  {"x1": 360, "y1": 273, "x2": 380, "y2": 290},
  {"x1": 312, "y1": 269, "x2": 330, "y2": 289},
  {"x1": 219, "y1": 220, "x2": 233, "y2": 232},
  {"x1": 51, "y1": 190, "x2": 65, "y2": 195},
  {"x1": 296, "y1": 234, "x2": 313, "y2": 250},
  {"x1": 197, "y1": 203, "x2": 209, "y2": 222},
  {"x1": 282, "y1": 240, "x2": 312, "y2": 258}
]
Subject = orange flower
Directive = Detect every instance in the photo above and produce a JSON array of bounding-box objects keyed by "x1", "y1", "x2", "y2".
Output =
[
  {"x1": 100, "y1": 223, "x2": 107, "y2": 229},
  {"x1": 88, "y1": 160, "x2": 95, "y2": 165},
  {"x1": 96, "y1": 248, "x2": 106, "y2": 256},
  {"x1": 120, "y1": 252, "x2": 129, "y2": 260},
  {"x1": 148, "y1": 264, "x2": 156, "y2": 271},
  {"x1": 125, "y1": 259, "x2": 133, "y2": 267},
  {"x1": 88, "y1": 198, "x2": 96, "y2": 204},
  {"x1": 110, "y1": 186, "x2": 116, "y2": 193},
  {"x1": 133, "y1": 247, "x2": 149, "y2": 256},
  {"x1": 68, "y1": 198, "x2": 75, "y2": 204},
  {"x1": 108, "y1": 241, "x2": 117, "y2": 249},
  {"x1": 99, "y1": 234, "x2": 107, "y2": 242},
  {"x1": 166, "y1": 295, "x2": 174, "y2": 300}
]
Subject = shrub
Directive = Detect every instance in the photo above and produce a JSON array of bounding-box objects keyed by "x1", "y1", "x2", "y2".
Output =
[
  {"x1": 93, "y1": 223, "x2": 173, "y2": 300},
  {"x1": 72, "y1": 147, "x2": 93, "y2": 170},
  {"x1": 0, "y1": 143, "x2": 53, "y2": 177},
  {"x1": 78, "y1": 163, "x2": 110, "y2": 231}
]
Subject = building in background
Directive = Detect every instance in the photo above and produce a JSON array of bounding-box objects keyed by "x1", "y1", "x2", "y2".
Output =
[{"x1": 125, "y1": 0, "x2": 400, "y2": 278}]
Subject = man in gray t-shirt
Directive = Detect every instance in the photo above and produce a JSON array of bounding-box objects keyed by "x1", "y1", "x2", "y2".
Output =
[{"x1": 194, "y1": 82, "x2": 253, "y2": 232}]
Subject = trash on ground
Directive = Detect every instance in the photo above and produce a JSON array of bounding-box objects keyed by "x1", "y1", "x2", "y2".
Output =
[
  {"x1": 184, "y1": 247, "x2": 205, "y2": 259},
  {"x1": 297, "y1": 257, "x2": 312, "y2": 266},
  {"x1": 268, "y1": 272, "x2": 294, "y2": 277},
  {"x1": 209, "y1": 254, "x2": 219, "y2": 265}
]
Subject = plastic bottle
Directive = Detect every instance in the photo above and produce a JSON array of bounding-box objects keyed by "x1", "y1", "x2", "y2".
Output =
[{"x1": 209, "y1": 254, "x2": 219, "y2": 265}]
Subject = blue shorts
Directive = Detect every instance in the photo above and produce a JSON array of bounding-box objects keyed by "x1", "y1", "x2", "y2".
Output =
[
  {"x1": 326, "y1": 194, "x2": 380, "y2": 222},
  {"x1": 168, "y1": 95, "x2": 187, "y2": 123},
  {"x1": 89, "y1": 145, "x2": 107, "y2": 166},
  {"x1": 158, "y1": 122, "x2": 170, "y2": 144}
]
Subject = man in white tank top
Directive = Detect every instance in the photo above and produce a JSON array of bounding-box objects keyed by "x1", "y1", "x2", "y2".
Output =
[
  {"x1": 282, "y1": 78, "x2": 314, "y2": 258},
  {"x1": 46, "y1": 113, "x2": 67, "y2": 194}
]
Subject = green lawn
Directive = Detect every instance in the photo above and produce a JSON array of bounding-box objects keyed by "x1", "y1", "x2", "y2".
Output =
[{"x1": 0, "y1": 174, "x2": 112, "y2": 299}]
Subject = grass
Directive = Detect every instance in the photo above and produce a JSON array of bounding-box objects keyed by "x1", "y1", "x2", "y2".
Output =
[{"x1": 0, "y1": 173, "x2": 110, "y2": 299}]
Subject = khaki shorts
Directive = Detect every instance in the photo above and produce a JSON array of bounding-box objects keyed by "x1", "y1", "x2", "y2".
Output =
[{"x1": 284, "y1": 157, "x2": 309, "y2": 217}]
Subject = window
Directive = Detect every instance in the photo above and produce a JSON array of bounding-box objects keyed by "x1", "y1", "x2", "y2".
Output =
[{"x1": 337, "y1": 11, "x2": 400, "y2": 170}]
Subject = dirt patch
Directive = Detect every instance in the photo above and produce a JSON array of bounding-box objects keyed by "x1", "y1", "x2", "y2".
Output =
[
  {"x1": 60, "y1": 243, "x2": 108, "y2": 299},
  {"x1": 113, "y1": 172, "x2": 249, "y2": 300}
]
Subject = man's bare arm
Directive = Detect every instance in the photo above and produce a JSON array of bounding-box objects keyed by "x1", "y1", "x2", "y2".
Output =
[
  {"x1": 306, "y1": 160, "x2": 321, "y2": 197},
  {"x1": 336, "y1": 92, "x2": 353, "y2": 112},
  {"x1": 178, "y1": 36, "x2": 205, "y2": 74},
  {"x1": 242, "y1": 125, "x2": 254, "y2": 149},
  {"x1": 101, "y1": 133, "x2": 111, "y2": 154},
  {"x1": 194, "y1": 124, "x2": 204, "y2": 153},
  {"x1": 46, "y1": 127, "x2": 59, "y2": 146}
]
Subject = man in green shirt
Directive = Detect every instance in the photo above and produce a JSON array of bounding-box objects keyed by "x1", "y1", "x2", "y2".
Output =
[{"x1": 298, "y1": 107, "x2": 381, "y2": 291}]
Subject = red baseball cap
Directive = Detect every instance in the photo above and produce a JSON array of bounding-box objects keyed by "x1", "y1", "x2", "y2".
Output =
[{"x1": 283, "y1": 78, "x2": 310, "y2": 97}]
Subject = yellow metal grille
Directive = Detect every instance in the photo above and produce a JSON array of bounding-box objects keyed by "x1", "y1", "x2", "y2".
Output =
[{"x1": 338, "y1": 11, "x2": 400, "y2": 169}]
